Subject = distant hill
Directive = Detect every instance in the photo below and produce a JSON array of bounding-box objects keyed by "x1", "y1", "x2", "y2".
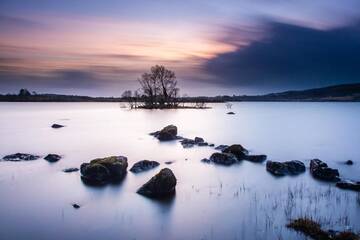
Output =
[{"x1": 1, "y1": 83, "x2": 360, "y2": 102}]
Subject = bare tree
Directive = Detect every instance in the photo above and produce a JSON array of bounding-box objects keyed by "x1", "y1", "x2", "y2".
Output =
[{"x1": 138, "y1": 65, "x2": 179, "y2": 108}]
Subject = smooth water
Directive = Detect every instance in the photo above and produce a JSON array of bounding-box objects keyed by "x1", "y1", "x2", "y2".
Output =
[{"x1": 0, "y1": 102, "x2": 359, "y2": 240}]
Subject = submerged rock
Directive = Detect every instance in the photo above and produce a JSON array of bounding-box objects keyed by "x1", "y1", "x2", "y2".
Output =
[
  {"x1": 336, "y1": 180, "x2": 360, "y2": 191},
  {"x1": 130, "y1": 160, "x2": 160, "y2": 173},
  {"x1": 44, "y1": 154, "x2": 61, "y2": 162},
  {"x1": 72, "y1": 203, "x2": 80, "y2": 209},
  {"x1": 2, "y1": 153, "x2": 40, "y2": 161},
  {"x1": 152, "y1": 125, "x2": 178, "y2": 141},
  {"x1": 51, "y1": 124, "x2": 64, "y2": 128},
  {"x1": 215, "y1": 145, "x2": 228, "y2": 151},
  {"x1": 137, "y1": 168, "x2": 177, "y2": 198},
  {"x1": 227, "y1": 112, "x2": 235, "y2": 115},
  {"x1": 209, "y1": 152, "x2": 238, "y2": 166},
  {"x1": 165, "y1": 161, "x2": 174, "y2": 165},
  {"x1": 198, "y1": 142, "x2": 209, "y2": 146},
  {"x1": 63, "y1": 167, "x2": 79, "y2": 173},
  {"x1": 201, "y1": 158, "x2": 211, "y2": 163},
  {"x1": 310, "y1": 159, "x2": 340, "y2": 181},
  {"x1": 266, "y1": 160, "x2": 305, "y2": 176},
  {"x1": 180, "y1": 138, "x2": 195, "y2": 148},
  {"x1": 244, "y1": 155, "x2": 267, "y2": 163},
  {"x1": 345, "y1": 160, "x2": 354, "y2": 165},
  {"x1": 222, "y1": 144, "x2": 248, "y2": 160},
  {"x1": 80, "y1": 156, "x2": 128, "y2": 184},
  {"x1": 209, "y1": 143, "x2": 215, "y2": 147}
]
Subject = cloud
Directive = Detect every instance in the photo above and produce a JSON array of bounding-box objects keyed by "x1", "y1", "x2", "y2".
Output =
[
  {"x1": 0, "y1": 15, "x2": 45, "y2": 32},
  {"x1": 204, "y1": 20, "x2": 360, "y2": 91}
]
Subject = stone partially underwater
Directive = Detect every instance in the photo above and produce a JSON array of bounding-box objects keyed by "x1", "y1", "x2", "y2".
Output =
[
  {"x1": 130, "y1": 160, "x2": 160, "y2": 173},
  {"x1": 310, "y1": 159, "x2": 340, "y2": 181},
  {"x1": 150, "y1": 125, "x2": 178, "y2": 141},
  {"x1": 266, "y1": 160, "x2": 306, "y2": 176},
  {"x1": 2, "y1": 153, "x2": 40, "y2": 161},
  {"x1": 80, "y1": 156, "x2": 128, "y2": 185},
  {"x1": 137, "y1": 168, "x2": 177, "y2": 198}
]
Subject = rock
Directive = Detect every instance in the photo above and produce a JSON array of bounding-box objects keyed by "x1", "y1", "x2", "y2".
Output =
[
  {"x1": 209, "y1": 152, "x2": 238, "y2": 166},
  {"x1": 345, "y1": 160, "x2": 354, "y2": 165},
  {"x1": 215, "y1": 145, "x2": 228, "y2": 151},
  {"x1": 198, "y1": 142, "x2": 209, "y2": 146},
  {"x1": 201, "y1": 158, "x2": 211, "y2": 163},
  {"x1": 336, "y1": 180, "x2": 360, "y2": 191},
  {"x1": 222, "y1": 144, "x2": 248, "y2": 160},
  {"x1": 137, "y1": 168, "x2": 177, "y2": 198},
  {"x1": 266, "y1": 160, "x2": 305, "y2": 176},
  {"x1": 153, "y1": 125, "x2": 178, "y2": 141},
  {"x1": 180, "y1": 138, "x2": 195, "y2": 148},
  {"x1": 227, "y1": 112, "x2": 235, "y2": 115},
  {"x1": 194, "y1": 137, "x2": 204, "y2": 144},
  {"x1": 51, "y1": 124, "x2": 64, "y2": 128},
  {"x1": 165, "y1": 161, "x2": 174, "y2": 165},
  {"x1": 209, "y1": 143, "x2": 215, "y2": 147},
  {"x1": 80, "y1": 156, "x2": 128, "y2": 184},
  {"x1": 130, "y1": 160, "x2": 160, "y2": 173},
  {"x1": 44, "y1": 154, "x2": 61, "y2": 162},
  {"x1": 244, "y1": 155, "x2": 267, "y2": 163},
  {"x1": 3, "y1": 153, "x2": 40, "y2": 161},
  {"x1": 72, "y1": 203, "x2": 80, "y2": 209},
  {"x1": 310, "y1": 159, "x2": 340, "y2": 181},
  {"x1": 63, "y1": 167, "x2": 79, "y2": 173}
]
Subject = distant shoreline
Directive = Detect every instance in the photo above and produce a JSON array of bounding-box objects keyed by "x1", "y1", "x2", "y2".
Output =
[{"x1": 1, "y1": 83, "x2": 360, "y2": 103}]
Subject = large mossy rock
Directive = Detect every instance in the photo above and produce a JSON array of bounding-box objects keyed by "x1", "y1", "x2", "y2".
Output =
[
  {"x1": 266, "y1": 160, "x2": 305, "y2": 176},
  {"x1": 80, "y1": 156, "x2": 128, "y2": 184},
  {"x1": 310, "y1": 159, "x2": 339, "y2": 181},
  {"x1": 152, "y1": 125, "x2": 178, "y2": 141},
  {"x1": 222, "y1": 144, "x2": 248, "y2": 160},
  {"x1": 137, "y1": 168, "x2": 177, "y2": 198},
  {"x1": 209, "y1": 152, "x2": 238, "y2": 166}
]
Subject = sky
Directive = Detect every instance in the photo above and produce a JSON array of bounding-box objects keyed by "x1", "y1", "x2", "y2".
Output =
[{"x1": 1, "y1": 0, "x2": 360, "y2": 96}]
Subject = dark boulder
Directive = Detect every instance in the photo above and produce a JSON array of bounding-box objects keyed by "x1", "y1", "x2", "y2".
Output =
[
  {"x1": 266, "y1": 160, "x2": 305, "y2": 176},
  {"x1": 130, "y1": 160, "x2": 160, "y2": 173},
  {"x1": 209, "y1": 152, "x2": 238, "y2": 166},
  {"x1": 194, "y1": 137, "x2": 204, "y2": 144},
  {"x1": 222, "y1": 144, "x2": 248, "y2": 160},
  {"x1": 336, "y1": 180, "x2": 360, "y2": 191},
  {"x1": 44, "y1": 154, "x2": 61, "y2": 162},
  {"x1": 345, "y1": 160, "x2": 354, "y2": 165},
  {"x1": 63, "y1": 167, "x2": 79, "y2": 173},
  {"x1": 80, "y1": 156, "x2": 128, "y2": 184},
  {"x1": 137, "y1": 168, "x2": 177, "y2": 198},
  {"x1": 227, "y1": 112, "x2": 235, "y2": 115},
  {"x1": 51, "y1": 124, "x2": 64, "y2": 128},
  {"x1": 310, "y1": 159, "x2": 340, "y2": 181},
  {"x1": 209, "y1": 143, "x2": 215, "y2": 147},
  {"x1": 3, "y1": 153, "x2": 40, "y2": 161},
  {"x1": 153, "y1": 125, "x2": 178, "y2": 141},
  {"x1": 244, "y1": 155, "x2": 267, "y2": 163}
]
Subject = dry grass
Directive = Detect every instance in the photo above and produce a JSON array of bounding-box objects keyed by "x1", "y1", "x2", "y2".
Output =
[{"x1": 287, "y1": 218, "x2": 359, "y2": 240}]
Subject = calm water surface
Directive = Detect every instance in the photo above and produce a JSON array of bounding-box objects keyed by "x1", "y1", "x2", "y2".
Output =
[{"x1": 0, "y1": 102, "x2": 359, "y2": 240}]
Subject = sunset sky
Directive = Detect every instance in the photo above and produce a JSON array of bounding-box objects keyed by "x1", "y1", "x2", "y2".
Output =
[{"x1": 1, "y1": 0, "x2": 360, "y2": 96}]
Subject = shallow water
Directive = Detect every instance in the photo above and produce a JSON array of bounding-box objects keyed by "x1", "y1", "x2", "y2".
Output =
[{"x1": 0, "y1": 102, "x2": 359, "y2": 240}]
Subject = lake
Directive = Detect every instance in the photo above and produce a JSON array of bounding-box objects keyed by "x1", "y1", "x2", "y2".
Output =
[{"x1": 0, "y1": 102, "x2": 359, "y2": 240}]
